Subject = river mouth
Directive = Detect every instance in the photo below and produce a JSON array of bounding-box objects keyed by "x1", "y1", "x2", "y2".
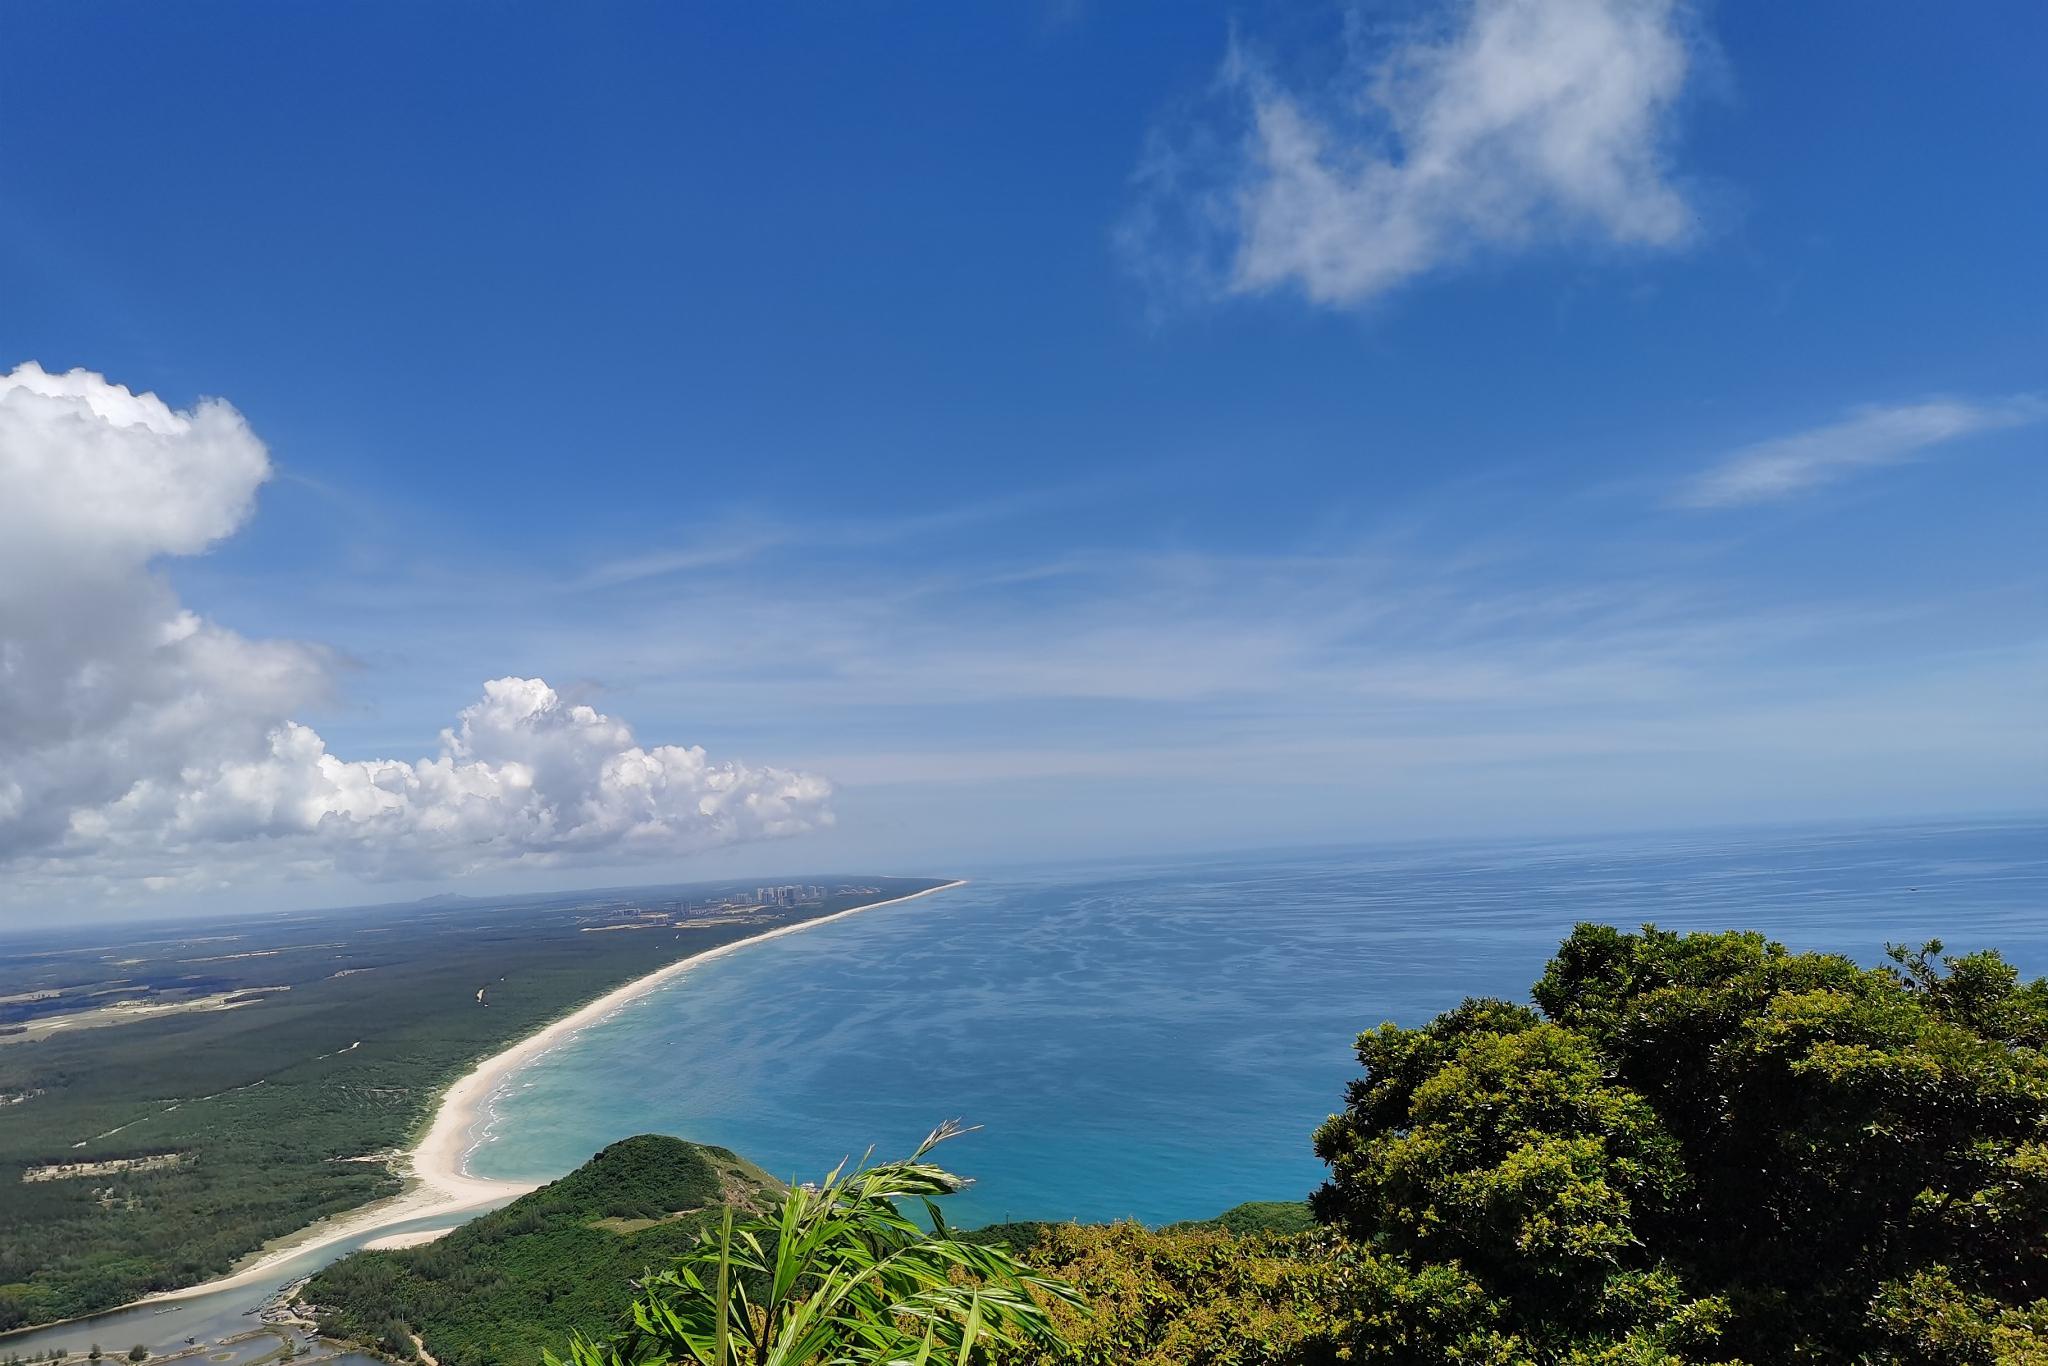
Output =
[{"x1": 0, "y1": 1206, "x2": 492, "y2": 1365}]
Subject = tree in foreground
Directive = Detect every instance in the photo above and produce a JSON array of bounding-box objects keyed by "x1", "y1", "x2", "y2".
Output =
[
  {"x1": 547, "y1": 1122, "x2": 1081, "y2": 1366},
  {"x1": 1312, "y1": 926, "x2": 2048, "y2": 1364}
]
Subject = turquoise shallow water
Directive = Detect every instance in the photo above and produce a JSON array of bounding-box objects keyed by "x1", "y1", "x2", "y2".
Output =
[{"x1": 468, "y1": 820, "x2": 2047, "y2": 1227}]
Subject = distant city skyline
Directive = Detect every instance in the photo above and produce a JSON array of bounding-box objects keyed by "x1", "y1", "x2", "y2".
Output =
[{"x1": 1, "y1": 0, "x2": 2042, "y2": 916}]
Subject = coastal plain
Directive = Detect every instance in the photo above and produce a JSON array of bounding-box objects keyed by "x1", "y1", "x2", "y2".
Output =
[{"x1": 0, "y1": 876, "x2": 954, "y2": 1332}]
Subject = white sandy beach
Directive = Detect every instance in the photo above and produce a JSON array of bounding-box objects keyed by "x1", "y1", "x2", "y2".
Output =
[
  {"x1": 140, "y1": 880, "x2": 966, "y2": 1303},
  {"x1": 361, "y1": 1228, "x2": 453, "y2": 1252}
]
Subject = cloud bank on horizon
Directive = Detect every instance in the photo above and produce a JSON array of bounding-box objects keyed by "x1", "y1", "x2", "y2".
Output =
[
  {"x1": 1128, "y1": 0, "x2": 1698, "y2": 307},
  {"x1": 0, "y1": 363, "x2": 833, "y2": 899}
]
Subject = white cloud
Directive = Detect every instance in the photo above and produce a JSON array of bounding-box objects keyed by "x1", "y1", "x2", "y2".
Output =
[
  {"x1": 1128, "y1": 0, "x2": 1698, "y2": 307},
  {"x1": 73, "y1": 677, "x2": 834, "y2": 885},
  {"x1": 0, "y1": 363, "x2": 832, "y2": 897},
  {"x1": 1676, "y1": 398, "x2": 2045, "y2": 508},
  {"x1": 0, "y1": 362, "x2": 271, "y2": 564}
]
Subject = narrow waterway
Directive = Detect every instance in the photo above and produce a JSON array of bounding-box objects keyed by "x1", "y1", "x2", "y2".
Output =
[{"x1": 0, "y1": 1205, "x2": 498, "y2": 1365}]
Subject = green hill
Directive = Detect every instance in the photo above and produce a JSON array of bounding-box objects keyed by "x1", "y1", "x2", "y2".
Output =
[
  {"x1": 301, "y1": 1135, "x2": 782, "y2": 1366},
  {"x1": 1165, "y1": 1199, "x2": 1313, "y2": 1236},
  {"x1": 964, "y1": 1198, "x2": 1314, "y2": 1253}
]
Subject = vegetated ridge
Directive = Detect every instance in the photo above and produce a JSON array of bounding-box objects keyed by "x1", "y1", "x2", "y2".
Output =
[{"x1": 302, "y1": 1136, "x2": 783, "y2": 1366}]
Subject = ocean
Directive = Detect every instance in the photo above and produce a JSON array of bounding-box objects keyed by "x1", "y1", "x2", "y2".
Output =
[{"x1": 466, "y1": 819, "x2": 2047, "y2": 1228}]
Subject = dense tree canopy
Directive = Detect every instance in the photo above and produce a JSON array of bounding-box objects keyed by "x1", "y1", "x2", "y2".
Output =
[{"x1": 1311, "y1": 926, "x2": 2048, "y2": 1364}]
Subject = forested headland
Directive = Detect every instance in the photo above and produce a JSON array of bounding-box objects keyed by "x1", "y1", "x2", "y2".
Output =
[{"x1": 301, "y1": 1136, "x2": 784, "y2": 1366}]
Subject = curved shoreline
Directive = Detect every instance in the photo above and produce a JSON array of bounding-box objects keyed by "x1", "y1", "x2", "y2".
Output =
[{"x1": 134, "y1": 880, "x2": 968, "y2": 1305}]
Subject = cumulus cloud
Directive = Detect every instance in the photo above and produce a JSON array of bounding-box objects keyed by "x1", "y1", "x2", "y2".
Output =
[
  {"x1": 1126, "y1": 0, "x2": 1698, "y2": 307},
  {"x1": 1676, "y1": 398, "x2": 2045, "y2": 508},
  {"x1": 74, "y1": 677, "x2": 834, "y2": 884},
  {"x1": 0, "y1": 362, "x2": 832, "y2": 894}
]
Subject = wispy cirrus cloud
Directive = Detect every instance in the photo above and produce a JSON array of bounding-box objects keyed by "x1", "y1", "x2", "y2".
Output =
[
  {"x1": 120, "y1": 427, "x2": 2046, "y2": 895},
  {"x1": 50, "y1": 366, "x2": 2039, "y2": 908},
  {"x1": 1125, "y1": 0, "x2": 1701, "y2": 309},
  {"x1": 570, "y1": 487, "x2": 1101, "y2": 592},
  {"x1": 1676, "y1": 398, "x2": 2045, "y2": 509}
]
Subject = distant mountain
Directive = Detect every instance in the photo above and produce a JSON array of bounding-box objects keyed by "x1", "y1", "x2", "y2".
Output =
[{"x1": 301, "y1": 1136, "x2": 782, "y2": 1366}]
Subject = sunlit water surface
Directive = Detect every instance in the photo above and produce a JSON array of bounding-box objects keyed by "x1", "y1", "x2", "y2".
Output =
[
  {"x1": 468, "y1": 820, "x2": 2046, "y2": 1227},
  {"x1": 14, "y1": 820, "x2": 2041, "y2": 1352}
]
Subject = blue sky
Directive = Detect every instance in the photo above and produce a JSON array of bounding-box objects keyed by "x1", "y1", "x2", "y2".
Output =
[{"x1": 1, "y1": 1, "x2": 2042, "y2": 911}]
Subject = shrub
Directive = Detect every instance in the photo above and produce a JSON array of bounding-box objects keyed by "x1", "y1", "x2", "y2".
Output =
[{"x1": 548, "y1": 1123, "x2": 1080, "y2": 1366}]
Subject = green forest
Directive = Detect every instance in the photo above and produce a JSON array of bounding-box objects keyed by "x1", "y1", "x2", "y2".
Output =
[
  {"x1": 0, "y1": 879, "x2": 946, "y2": 1330},
  {"x1": 305, "y1": 925, "x2": 2048, "y2": 1366},
  {"x1": 303, "y1": 1136, "x2": 785, "y2": 1366}
]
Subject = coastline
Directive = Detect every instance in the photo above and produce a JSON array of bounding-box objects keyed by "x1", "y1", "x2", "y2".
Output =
[{"x1": 134, "y1": 879, "x2": 968, "y2": 1305}]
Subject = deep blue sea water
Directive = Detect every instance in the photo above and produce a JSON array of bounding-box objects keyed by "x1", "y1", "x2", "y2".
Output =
[{"x1": 467, "y1": 820, "x2": 2046, "y2": 1228}]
